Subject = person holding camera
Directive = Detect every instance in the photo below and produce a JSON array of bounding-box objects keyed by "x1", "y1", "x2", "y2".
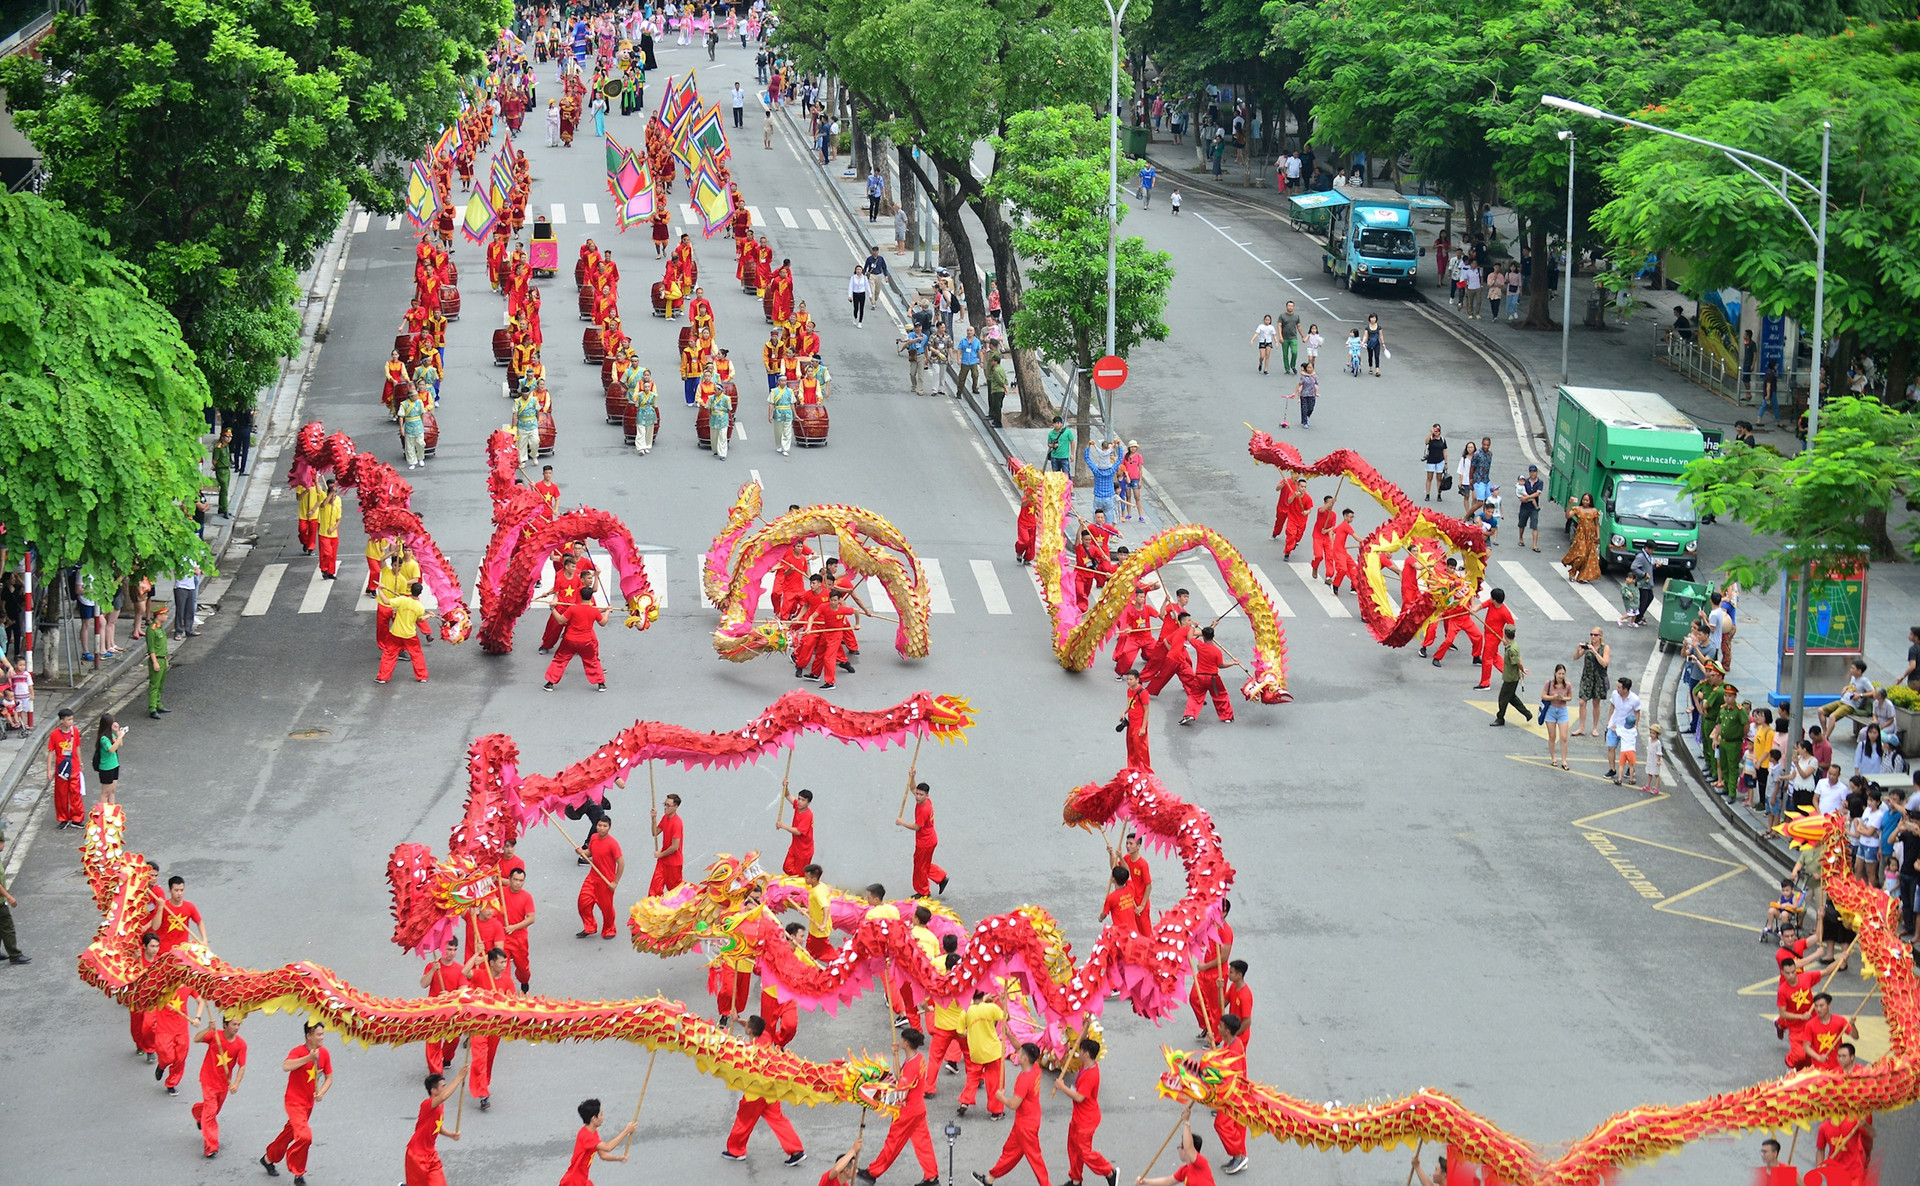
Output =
[{"x1": 899, "y1": 325, "x2": 928, "y2": 396}]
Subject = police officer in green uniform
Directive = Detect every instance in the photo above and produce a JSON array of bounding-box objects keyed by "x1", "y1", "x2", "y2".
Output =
[
  {"x1": 146, "y1": 605, "x2": 170, "y2": 719},
  {"x1": 211, "y1": 430, "x2": 233, "y2": 517}
]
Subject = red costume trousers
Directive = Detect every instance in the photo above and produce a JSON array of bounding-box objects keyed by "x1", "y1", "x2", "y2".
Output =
[
  {"x1": 365, "y1": 557, "x2": 382, "y2": 592},
  {"x1": 469, "y1": 1035, "x2": 498, "y2": 1098},
  {"x1": 129, "y1": 1008, "x2": 153, "y2": 1054},
  {"x1": 405, "y1": 1149, "x2": 448, "y2": 1186},
  {"x1": 1190, "y1": 975, "x2": 1226, "y2": 1043},
  {"x1": 54, "y1": 776, "x2": 84, "y2": 825},
  {"x1": 866, "y1": 1110, "x2": 939, "y2": 1179},
  {"x1": 298, "y1": 517, "x2": 317, "y2": 551},
  {"x1": 1144, "y1": 650, "x2": 1190, "y2": 696},
  {"x1": 925, "y1": 1026, "x2": 967, "y2": 1087},
  {"x1": 505, "y1": 935, "x2": 531, "y2": 987},
  {"x1": 1181, "y1": 671, "x2": 1235, "y2": 722},
  {"x1": 265, "y1": 1107, "x2": 315, "y2": 1175},
  {"x1": 805, "y1": 933, "x2": 835, "y2": 961},
  {"x1": 154, "y1": 1022, "x2": 189, "y2": 1088},
  {"x1": 1426, "y1": 612, "x2": 1483, "y2": 662},
  {"x1": 1213, "y1": 1109, "x2": 1247, "y2": 1157},
  {"x1": 1113, "y1": 634, "x2": 1150, "y2": 677},
  {"x1": 911, "y1": 843, "x2": 946, "y2": 896},
  {"x1": 725, "y1": 1097, "x2": 804, "y2": 1156},
  {"x1": 712, "y1": 967, "x2": 753, "y2": 1018},
  {"x1": 1328, "y1": 551, "x2": 1359, "y2": 593},
  {"x1": 539, "y1": 611, "x2": 567, "y2": 650},
  {"x1": 1480, "y1": 646, "x2": 1506, "y2": 687},
  {"x1": 425, "y1": 1034, "x2": 461, "y2": 1074},
  {"x1": 1125, "y1": 722, "x2": 1152, "y2": 771},
  {"x1": 318, "y1": 535, "x2": 339, "y2": 577},
  {"x1": 808, "y1": 631, "x2": 847, "y2": 687},
  {"x1": 378, "y1": 635, "x2": 429, "y2": 681},
  {"x1": 1310, "y1": 532, "x2": 1331, "y2": 576},
  {"x1": 578, "y1": 873, "x2": 617, "y2": 937},
  {"x1": 545, "y1": 637, "x2": 604, "y2": 685},
  {"x1": 1066, "y1": 1117, "x2": 1114, "y2": 1180},
  {"x1": 648, "y1": 860, "x2": 683, "y2": 896},
  {"x1": 959, "y1": 1056, "x2": 1004, "y2": 1115},
  {"x1": 193, "y1": 1082, "x2": 230, "y2": 1155},
  {"x1": 1015, "y1": 514, "x2": 1037, "y2": 563},
  {"x1": 988, "y1": 1122, "x2": 1051, "y2": 1185}
]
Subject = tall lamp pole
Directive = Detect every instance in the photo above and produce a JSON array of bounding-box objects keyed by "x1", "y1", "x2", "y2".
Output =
[
  {"x1": 1103, "y1": 0, "x2": 1131, "y2": 359},
  {"x1": 1556, "y1": 129, "x2": 1574, "y2": 385},
  {"x1": 1543, "y1": 96, "x2": 1831, "y2": 749}
]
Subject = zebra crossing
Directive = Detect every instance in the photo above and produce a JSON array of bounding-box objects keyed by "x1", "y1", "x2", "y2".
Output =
[
  {"x1": 355, "y1": 204, "x2": 837, "y2": 236},
  {"x1": 238, "y1": 546, "x2": 1647, "y2": 631}
]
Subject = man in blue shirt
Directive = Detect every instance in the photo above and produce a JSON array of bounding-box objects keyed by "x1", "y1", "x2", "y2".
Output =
[
  {"x1": 866, "y1": 170, "x2": 884, "y2": 223},
  {"x1": 900, "y1": 327, "x2": 927, "y2": 395},
  {"x1": 955, "y1": 328, "x2": 984, "y2": 395},
  {"x1": 1085, "y1": 439, "x2": 1121, "y2": 518},
  {"x1": 1139, "y1": 163, "x2": 1156, "y2": 207},
  {"x1": 863, "y1": 246, "x2": 889, "y2": 279}
]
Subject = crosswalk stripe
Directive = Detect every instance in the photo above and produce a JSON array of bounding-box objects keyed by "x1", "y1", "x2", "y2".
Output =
[
  {"x1": 1179, "y1": 562, "x2": 1237, "y2": 618},
  {"x1": 1286, "y1": 562, "x2": 1352, "y2": 618},
  {"x1": 297, "y1": 567, "x2": 333, "y2": 614},
  {"x1": 550, "y1": 203, "x2": 567, "y2": 224},
  {"x1": 775, "y1": 206, "x2": 798, "y2": 228},
  {"x1": 386, "y1": 214, "x2": 402, "y2": 230},
  {"x1": 921, "y1": 559, "x2": 955, "y2": 615},
  {"x1": 1557, "y1": 569, "x2": 1620, "y2": 620},
  {"x1": 352, "y1": 211, "x2": 371, "y2": 234},
  {"x1": 1497, "y1": 560, "x2": 1572, "y2": 621},
  {"x1": 808, "y1": 208, "x2": 831, "y2": 230},
  {"x1": 355, "y1": 589, "x2": 376, "y2": 613},
  {"x1": 641, "y1": 555, "x2": 670, "y2": 611},
  {"x1": 1247, "y1": 564, "x2": 1295, "y2": 619},
  {"x1": 970, "y1": 560, "x2": 1012, "y2": 615},
  {"x1": 582, "y1": 202, "x2": 601, "y2": 224},
  {"x1": 697, "y1": 553, "x2": 772, "y2": 610},
  {"x1": 468, "y1": 563, "x2": 483, "y2": 612},
  {"x1": 241, "y1": 564, "x2": 288, "y2": 617},
  {"x1": 746, "y1": 206, "x2": 763, "y2": 226},
  {"x1": 681, "y1": 203, "x2": 698, "y2": 225}
]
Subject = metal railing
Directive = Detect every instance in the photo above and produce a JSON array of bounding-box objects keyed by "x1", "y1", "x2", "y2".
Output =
[{"x1": 1655, "y1": 333, "x2": 1739, "y2": 400}]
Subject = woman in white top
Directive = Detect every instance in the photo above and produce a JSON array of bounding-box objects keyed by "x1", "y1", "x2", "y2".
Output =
[
  {"x1": 1251, "y1": 315, "x2": 1277, "y2": 375},
  {"x1": 1455, "y1": 442, "x2": 1476, "y2": 517},
  {"x1": 847, "y1": 269, "x2": 870, "y2": 325}
]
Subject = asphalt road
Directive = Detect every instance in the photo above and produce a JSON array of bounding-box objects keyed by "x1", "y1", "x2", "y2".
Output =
[{"x1": 0, "y1": 37, "x2": 1887, "y2": 1185}]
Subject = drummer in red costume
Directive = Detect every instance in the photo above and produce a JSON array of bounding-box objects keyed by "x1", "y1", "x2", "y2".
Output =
[
  {"x1": 769, "y1": 259, "x2": 796, "y2": 327},
  {"x1": 402, "y1": 1068, "x2": 466, "y2": 1186}
]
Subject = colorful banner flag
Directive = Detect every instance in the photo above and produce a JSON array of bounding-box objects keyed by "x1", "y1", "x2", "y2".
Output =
[
  {"x1": 615, "y1": 175, "x2": 657, "y2": 230},
  {"x1": 605, "y1": 134, "x2": 643, "y2": 201},
  {"x1": 687, "y1": 104, "x2": 730, "y2": 165},
  {"x1": 690, "y1": 161, "x2": 731, "y2": 238},
  {"x1": 434, "y1": 122, "x2": 462, "y2": 163},
  {"x1": 656, "y1": 74, "x2": 684, "y2": 124},
  {"x1": 489, "y1": 146, "x2": 515, "y2": 207},
  {"x1": 460, "y1": 186, "x2": 498, "y2": 244},
  {"x1": 405, "y1": 160, "x2": 435, "y2": 229}
]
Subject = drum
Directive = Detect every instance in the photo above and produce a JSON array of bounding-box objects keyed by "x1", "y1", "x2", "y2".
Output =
[
  {"x1": 395, "y1": 333, "x2": 418, "y2": 364},
  {"x1": 600, "y1": 357, "x2": 619, "y2": 388},
  {"x1": 578, "y1": 288, "x2": 596, "y2": 320},
  {"x1": 761, "y1": 290, "x2": 776, "y2": 324},
  {"x1": 677, "y1": 326, "x2": 695, "y2": 353},
  {"x1": 721, "y1": 381, "x2": 739, "y2": 406},
  {"x1": 622, "y1": 401, "x2": 639, "y2": 446},
  {"x1": 422, "y1": 408, "x2": 440, "y2": 457},
  {"x1": 491, "y1": 328, "x2": 512, "y2": 366},
  {"x1": 795, "y1": 403, "x2": 829, "y2": 447},
  {"x1": 583, "y1": 326, "x2": 606, "y2": 363},
  {"x1": 650, "y1": 281, "x2": 668, "y2": 318},
  {"x1": 444, "y1": 259, "x2": 458, "y2": 287},
  {"x1": 604, "y1": 383, "x2": 627, "y2": 424},
  {"x1": 740, "y1": 255, "x2": 760, "y2": 293},
  {"x1": 537, "y1": 410, "x2": 557, "y2": 457},
  {"x1": 575, "y1": 258, "x2": 589, "y2": 287},
  {"x1": 693, "y1": 391, "x2": 735, "y2": 450}
]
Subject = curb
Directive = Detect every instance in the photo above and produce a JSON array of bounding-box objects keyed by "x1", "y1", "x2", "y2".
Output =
[{"x1": 1653, "y1": 644, "x2": 1796, "y2": 876}]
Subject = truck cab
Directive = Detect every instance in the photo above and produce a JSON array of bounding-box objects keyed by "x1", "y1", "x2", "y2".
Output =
[
  {"x1": 1548, "y1": 386, "x2": 1705, "y2": 575},
  {"x1": 1310, "y1": 188, "x2": 1449, "y2": 291}
]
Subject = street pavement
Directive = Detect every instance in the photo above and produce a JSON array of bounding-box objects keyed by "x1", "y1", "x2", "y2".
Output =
[{"x1": 0, "y1": 41, "x2": 1904, "y2": 1185}]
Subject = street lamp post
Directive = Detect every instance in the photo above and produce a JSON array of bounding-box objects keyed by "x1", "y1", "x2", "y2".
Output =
[
  {"x1": 1542, "y1": 95, "x2": 1832, "y2": 750},
  {"x1": 1103, "y1": 0, "x2": 1131, "y2": 360},
  {"x1": 1556, "y1": 129, "x2": 1574, "y2": 385}
]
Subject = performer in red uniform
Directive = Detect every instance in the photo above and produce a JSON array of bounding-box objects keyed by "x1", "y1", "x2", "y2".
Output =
[
  {"x1": 560, "y1": 1099, "x2": 637, "y2": 1185},
  {"x1": 403, "y1": 1068, "x2": 466, "y2": 1186},
  {"x1": 1123, "y1": 671, "x2": 1152, "y2": 771},
  {"x1": 807, "y1": 590, "x2": 857, "y2": 689},
  {"x1": 897, "y1": 782, "x2": 949, "y2": 896},
  {"x1": 1273, "y1": 477, "x2": 1313, "y2": 557},
  {"x1": 1476, "y1": 588, "x2": 1515, "y2": 689},
  {"x1": 777, "y1": 787, "x2": 816, "y2": 876},
  {"x1": 1099, "y1": 865, "x2": 1141, "y2": 937},
  {"x1": 542, "y1": 567, "x2": 612, "y2": 690},
  {"x1": 532, "y1": 465, "x2": 562, "y2": 512},
  {"x1": 573, "y1": 815, "x2": 626, "y2": 938},
  {"x1": 1307, "y1": 495, "x2": 1337, "y2": 578},
  {"x1": 1144, "y1": 612, "x2": 1195, "y2": 696},
  {"x1": 975, "y1": 1042, "x2": 1049, "y2": 1185},
  {"x1": 1190, "y1": 900, "x2": 1234, "y2": 1043},
  {"x1": 1121, "y1": 831, "x2": 1154, "y2": 922},
  {"x1": 1180, "y1": 626, "x2": 1241, "y2": 725},
  {"x1": 261, "y1": 1021, "x2": 332, "y2": 1180},
  {"x1": 1138, "y1": 1106, "x2": 1216, "y2": 1186},
  {"x1": 1209, "y1": 1015, "x2": 1251, "y2": 1175},
  {"x1": 862, "y1": 1028, "x2": 939, "y2": 1183},
  {"x1": 500, "y1": 867, "x2": 537, "y2": 992},
  {"x1": 156, "y1": 874, "x2": 207, "y2": 953},
  {"x1": 1813, "y1": 1115, "x2": 1873, "y2": 1186},
  {"x1": 771, "y1": 537, "x2": 813, "y2": 619},
  {"x1": 151, "y1": 987, "x2": 192, "y2": 1092},
  {"x1": 650, "y1": 793, "x2": 685, "y2": 894},
  {"x1": 1791, "y1": 992, "x2": 1857, "y2": 1071},
  {"x1": 1753, "y1": 1137, "x2": 1797, "y2": 1186},
  {"x1": 1222, "y1": 961, "x2": 1253, "y2": 1046},
  {"x1": 789, "y1": 573, "x2": 830, "y2": 678},
  {"x1": 419, "y1": 934, "x2": 467, "y2": 1074},
  {"x1": 1014, "y1": 496, "x2": 1038, "y2": 565},
  {"x1": 1112, "y1": 588, "x2": 1156, "y2": 678},
  {"x1": 1774, "y1": 956, "x2": 1820, "y2": 1043},
  {"x1": 45, "y1": 707, "x2": 85, "y2": 827},
  {"x1": 537, "y1": 553, "x2": 584, "y2": 653},
  {"x1": 462, "y1": 946, "x2": 513, "y2": 1108},
  {"x1": 1056, "y1": 1037, "x2": 1114, "y2": 1186},
  {"x1": 722, "y1": 1016, "x2": 808, "y2": 1164},
  {"x1": 191, "y1": 1013, "x2": 248, "y2": 1157},
  {"x1": 1325, "y1": 509, "x2": 1361, "y2": 593}
]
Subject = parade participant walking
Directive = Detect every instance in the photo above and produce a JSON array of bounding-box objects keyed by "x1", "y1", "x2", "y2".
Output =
[
  {"x1": 260, "y1": 1021, "x2": 332, "y2": 1181},
  {"x1": 1475, "y1": 589, "x2": 1516, "y2": 690},
  {"x1": 896, "y1": 781, "x2": 949, "y2": 896},
  {"x1": 156, "y1": 873, "x2": 208, "y2": 953},
  {"x1": 1056, "y1": 1037, "x2": 1114, "y2": 1186},
  {"x1": 461, "y1": 946, "x2": 514, "y2": 1109},
  {"x1": 314, "y1": 480, "x2": 343, "y2": 580},
  {"x1": 650, "y1": 793, "x2": 685, "y2": 895},
  {"x1": 1121, "y1": 831, "x2": 1154, "y2": 923},
  {"x1": 560, "y1": 1098, "x2": 638, "y2": 1186},
  {"x1": 1179, "y1": 626, "x2": 1241, "y2": 726},
  {"x1": 419, "y1": 934, "x2": 466, "y2": 1073},
  {"x1": 403, "y1": 1068, "x2": 466, "y2": 1186},
  {"x1": 191, "y1": 1013, "x2": 247, "y2": 1158},
  {"x1": 375, "y1": 581, "x2": 434, "y2": 684},
  {"x1": 1307, "y1": 496, "x2": 1337, "y2": 578},
  {"x1": 769, "y1": 375, "x2": 798, "y2": 455},
  {"x1": 542, "y1": 567, "x2": 612, "y2": 690},
  {"x1": 722, "y1": 1015, "x2": 809, "y2": 1164},
  {"x1": 500, "y1": 866, "x2": 536, "y2": 992},
  {"x1": 1190, "y1": 900, "x2": 1233, "y2": 1042},
  {"x1": 151, "y1": 986, "x2": 192, "y2": 1094},
  {"x1": 400, "y1": 389, "x2": 428, "y2": 469},
  {"x1": 295, "y1": 472, "x2": 323, "y2": 554},
  {"x1": 1250, "y1": 316, "x2": 1275, "y2": 375},
  {"x1": 1489, "y1": 625, "x2": 1532, "y2": 726},
  {"x1": 971, "y1": 1042, "x2": 1048, "y2": 1186},
  {"x1": 1138, "y1": 1105, "x2": 1213, "y2": 1186},
  {"x1": 1123, "y1": 671, "x2": 1152, "y2": 770},
  {"x1": 1100, "y1": 865, "x2": 1142, "y2": 937},
  {"x1": 777, "y1": 787, "x2": 816, "y2": 875},
  {"x1": 803, "y1": 865, "x2": 836, "y2": 959},
  {"x1": 1209, "y1": 1015, "x2": 1251, "y2": 1174},
  {"x1": 574, "y1": 815, "x2": 626, "y2": 939},
  {"x1": 1278, "y1": 301, "x2": 1302, "y2": 375},
  {"x1": 860, "y1": 1027, "x2": 939, "y2": 1184},
  {"x1": 46, "y1": 706, "x2": 86, "y2": 828},
  {"x1": 956, "y1": 990, "x2": 1010, "y2": 1118}
]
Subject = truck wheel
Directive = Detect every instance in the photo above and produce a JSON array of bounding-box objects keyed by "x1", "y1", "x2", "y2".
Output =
[{"x1": 1342, "y1": 271, "x2": 1354, "y2": 293}]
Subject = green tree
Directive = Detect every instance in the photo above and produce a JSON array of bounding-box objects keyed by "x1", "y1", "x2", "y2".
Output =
[
  {"x1": 1592, "y1": 21, "x2": 1920, "y2": 406},
  {"x1": 775, "y1": 0, "x2": 1112, "y2": 423},
  {"x1": 0, "y1": 191, "x2": 212, "y2": 585},
  {"x1": 990, "y1": 107, "x2": 1173, "y2": 481}
]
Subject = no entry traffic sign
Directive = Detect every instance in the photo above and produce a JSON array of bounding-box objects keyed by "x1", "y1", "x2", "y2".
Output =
[{"x1": 1092, "y1": 355, "x2": 1129, "y2": 391}]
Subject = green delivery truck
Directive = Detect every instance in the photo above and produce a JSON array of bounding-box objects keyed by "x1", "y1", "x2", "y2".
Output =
[{"x1": 1548, "y1": 386, "x2": 1706, "y2": 575}]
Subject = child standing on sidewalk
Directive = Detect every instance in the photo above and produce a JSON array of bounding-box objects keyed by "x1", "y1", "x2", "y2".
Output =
[{"x1": 1170, "y1": 190, "x2": 1181, "y2": 215}]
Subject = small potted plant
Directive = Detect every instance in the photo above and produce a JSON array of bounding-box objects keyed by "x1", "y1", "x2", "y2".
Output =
[{"x1": 1888, "y1": 684, "x2": 1920, "y2": 760}]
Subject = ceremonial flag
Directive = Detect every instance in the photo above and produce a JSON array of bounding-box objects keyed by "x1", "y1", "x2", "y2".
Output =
[
  {"x1": 434, "y1": 122, "x2": 462, "y2": 163},
  {"x1": 405, "y1": 160, "x2": 435, "y2": 228},
  {"x1": 657, "y1": 73, "x2": 683, "y2": 121},
  {"x1": 670, "y1": 113, "x2": 698, "y2": 175},
  {"x1": 489, "y1": 146, "x2": 515, "y2": 205},
  {"x1": 687, "y1": 103, "x2": 730, "y2": 164},
  {"x1": 606, "y1": 133, "x2": 643, "y2": 200},
  {"x1": 615, "y1": 175, "x2": 657, "y2": 230},
  {"x1": 460, "y1": 186, "x2": 499, "y2": 244},
  {"x1": 690, "y1": 161, "x2": 731, "y2": 238}
]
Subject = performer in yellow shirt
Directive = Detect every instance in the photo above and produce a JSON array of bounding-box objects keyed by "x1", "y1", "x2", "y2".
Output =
[
  {"x1": 314, "y1": 481, "x2": 343, "y2": 580},
  {"x1": 375, "y1": 581, "x2": 434, "y2": 684},
  {"x1": 295, "y1": 478, "x2": 323, "y2": 555}
]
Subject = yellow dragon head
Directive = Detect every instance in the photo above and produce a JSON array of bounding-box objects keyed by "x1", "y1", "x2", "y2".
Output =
[
  {"x1": 630, "y1": 852, "x2": 767, "y2": 955},
  {"x1": 1157, "y1": 1045, "x2": 1239, "y2": 1110}
]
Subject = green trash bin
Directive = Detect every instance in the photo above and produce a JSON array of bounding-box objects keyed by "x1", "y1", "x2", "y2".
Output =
[
  {"x1": 1657, "y1": 578, "x2": 1713, "y2": 652},
  {"x1": 1121, "y1": 125, "x2": 1151, "y2": 160}
]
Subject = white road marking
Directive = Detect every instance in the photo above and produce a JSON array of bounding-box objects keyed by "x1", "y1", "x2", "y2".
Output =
[
  {"x1": 297, "y1": 566, "x2": 333, "y2": 614},
  {"x1": 750, "y1": 468, "x2": 762, "y2": 485},
  {"x1": 386, "y1": 214, "x2": 402, "y2": 230},
  {"x1": 697, "y1": 553, "x2": 717, "y2": 609},
  {"x1": 1179, "y1": 562, "x2": 1237, "y2": 618},
  {"x1": 241, "y1": 564, "x2": 288, "y2": 616},
  {"x1": 582, "y1": 202, "x2": 601, "y2": 224},
  {"x1": 970, "y1": 559, "x2": 1012, "y2": 615},
  {"x1": 468, "y1": 563, "x2": 483, "y2": 611},
  {"x1": 1194, "y1": 213, "x2": 1341, "y2": 322},
  {"x1": 776, "y1": 206, "x2": 799, "y2": 228},
  {"x1": 1711, "y1": 832, "x2": 1770, "y2": 882},
  {"x1": 353, "y1": 211, "x2": 371, "y2": 233},
  {"x1": 681, "y1": 203, "x2": 698, "y2": 224},
  {"x1": 1287, "y1": 561, "x2": 1351, "y2": 618},
  {"x1": 355, "y1": 589, "x2": 376, "y2": 613},
  {"x1": 808, "y1": 208, "x2": 831, "y2": 230},
  {"x1": 550, "y1": 203, "x2": 567, "y2": 224},
  {"x1": 866, "y1": 580, "x2": 897, "y2": 615},
  {"x1": 1556, "y1": 568, "x2": 1622, "y2": 620},
  {"x1": 746, "y1": 205, "x2": 763, "y2": 226},
  {"x1": 1248, "y1": 563, "x2": 1295, "y2": 619},
  {"x1": 641, "y1": 555, "x2": 670, "y2": 610},
  {"x1": 1497, "y1": 560, "x2": 1573, "y2": 621},
  {"x1": 922, "y1": 558, "x2": 955, "y2": 614}
]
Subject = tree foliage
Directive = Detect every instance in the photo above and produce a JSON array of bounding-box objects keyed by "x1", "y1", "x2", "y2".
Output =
[
  {"x1": 990, "y1": 107, "x2": 1173, "y2": 478},
  {"x1": 0, "y1": 192, "x2": 212, "y2": 584},
  {"x1": 1683, "y1": 398, "x2": 1920, "y2": 578},
  {"x1": 1592, "y1": 20, "x2": 1920, "y2": 401}
]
